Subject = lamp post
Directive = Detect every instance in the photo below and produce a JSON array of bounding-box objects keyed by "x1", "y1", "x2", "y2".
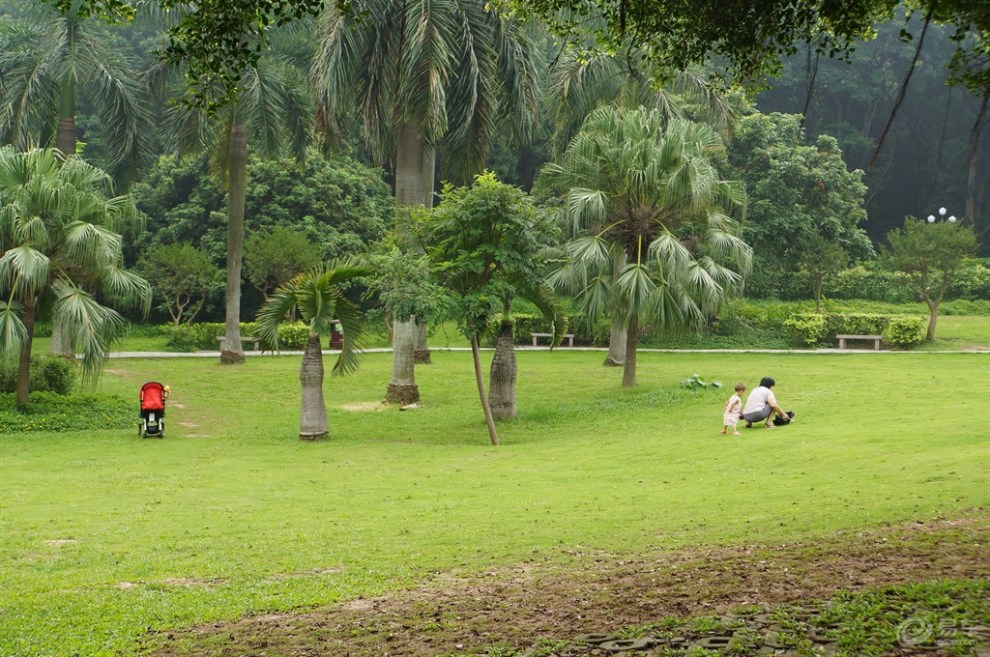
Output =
[{"x1": 926, "y1": 206, "x2": 958, "y2": 223}]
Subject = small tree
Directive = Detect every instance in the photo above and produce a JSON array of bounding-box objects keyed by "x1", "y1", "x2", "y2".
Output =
[
  {"x1": 256, "y1": 261, "x2": 370, "y2": 439},
  {"x1": 426, "y1": 173, "x2": 562, "y2": 444},
  {"x1": 363, "y1": 243, "x2": 449, "y2": 405},
  {"x1": 244, "y1": 226, "x2": 321, "y2": 302},
  {"x1": 798, "y1": 235, "x2": 850, "y2": 312},
  {"x1": 139, "y1": 243, "x2": 222, "y2": 325},
  {"x1": 882, "y1": 217, "x2": 978, "y2": 341}
]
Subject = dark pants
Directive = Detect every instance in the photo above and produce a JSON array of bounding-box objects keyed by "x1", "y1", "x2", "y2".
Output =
[{"x1": 741, "y1": 405, "x2": 772, "y2": 424}]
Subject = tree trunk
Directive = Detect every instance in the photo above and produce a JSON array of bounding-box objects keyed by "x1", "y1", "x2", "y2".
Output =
[
  {"x1": 298, "y1": 332, "x2": 328, "y2": 439},
  {"x1": 925, "y1": 299, "x2": 938, "y2": 342},
  {"x1": 49, "y1": 321, "x2": 74, "y2": 359},
  {"x1": 604, "y1": 252, "x2": 627, "y2": 366},
  {"x1": 621, "y1": 314, "x2": 638, "y2": 388},
  {"x1": 50, "y1": 74, "x2": 76, "y2": 358},
  {"x1": 604, "y1": 318, "x2": 626, "y2": 366},
  {"x1": 965, "y1": 92, "x2": 988, "y2": 228},
  {"x1": 488, "y1": 321, "x2": 517, "y2": 420},
  {"x1": 471, "y1": 335, "x2": 499, "y2": 446},
  {"x1": 386, "y1": 317, "x2": 419, "y2": 404},
  {"x1": 394, "y1": 122, "x2": 435, "y2": 366},
  {"x1": 221, "y1": 122, "x2": 247, "y2": 365},
  {"x1": 15, "y1": 299, "x2": 37, "y2": 407}
]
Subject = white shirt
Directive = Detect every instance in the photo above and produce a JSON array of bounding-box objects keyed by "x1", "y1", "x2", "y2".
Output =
[{"x1": 742, "y1": 386, "x2": 777, "y2": 414}]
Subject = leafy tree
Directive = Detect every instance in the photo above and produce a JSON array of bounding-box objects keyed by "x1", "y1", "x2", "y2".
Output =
[
  {"x1": 540, "y1": 107, "x2": 751, "y2": 387},
  {"x1": 0, "y1": 147, "x2": 150, "y2": 405},
  {"x1": 363, "y1": 243, "x2": 449, "y2": 405},
  {"x1": 726, "y1": 112, "x2": 873, "y2": 299},
  {"x1": 798, "y1": 235, "x2": 850, "y2": 312},
  {"x1": 256, "y1": 261, "x2": 370, "y2": 439},
  {"x1": 243, "y1": 227, "x2": 321, "y2": 301},
  {"x1": 426, "y1": 172, "x2": 562, "y2": 444},
  {"x1": 138, "y1": 242, "x2": 221, "y2": 325},
  {"x1": 313, "y1": 0, "x2": 542, "y2": 401},
  {"x1": 882, "y1": 216, "x2": 978, "y2": 340},
  {"x1": 166, "y1": 25, "x2": 310, "y2": 363}
]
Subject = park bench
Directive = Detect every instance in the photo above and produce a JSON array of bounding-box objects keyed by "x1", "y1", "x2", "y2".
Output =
[
  {"x1": 530, "y1": 332, "x2": 575, "y2": 347},
  {"x1": 836, "y1": 334, "x2": 883, "y2": 350},
  {"x1": 216, "y1": 335, "x2": 261, "y2": 351}
]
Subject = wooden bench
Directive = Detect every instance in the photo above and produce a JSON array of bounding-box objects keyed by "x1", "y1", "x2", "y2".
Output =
[
  {"x1": 216, "y1": 336, "x2": 261, "y2": 351},
  {"x1": 531, "y1": 332, "x2": 575, "y2": 347},
  {"x1": 836, "y1": 334, "x2": 882, "y2": 350}
]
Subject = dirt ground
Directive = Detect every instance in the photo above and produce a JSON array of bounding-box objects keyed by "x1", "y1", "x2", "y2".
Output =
[{"x1": 148, "y1": 516, "x2": 990, "y2": 657}]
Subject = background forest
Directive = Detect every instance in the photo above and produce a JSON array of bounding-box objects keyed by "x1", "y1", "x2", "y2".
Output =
[{"x1": 0, "y1": 0, "x2": 986, "y2": 326}]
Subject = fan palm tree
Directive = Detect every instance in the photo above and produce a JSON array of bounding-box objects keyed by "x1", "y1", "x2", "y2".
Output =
[
  {"x1": 166, "y1": 27, "x2": 310, "y2": 364},
  {"x1": 313, "y1": 0, "x2": 540, "y2": 403},
  {"x1": 547, "y1": 46, "x2": 736, "y2": 366},
  {"x1": 540, "y1": 107, "x2": 752, "y2": 387},
  {"x1": 0, "y1": 1, "x2": 153, "y2": 179},
  {"x1": 256, "y1": 261, "x2": 371, "y2": 439},
  {"x1": 0, "y1": 0, "x2": 154, "y2": 357},
  {"x1": 0, "y1": 147, "x2": 151, "y2": 405}
]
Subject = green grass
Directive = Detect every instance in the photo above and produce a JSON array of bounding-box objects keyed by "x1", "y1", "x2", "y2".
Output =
[{"x1": 0, "y1": 349, "x2": 987, "y2": 657}]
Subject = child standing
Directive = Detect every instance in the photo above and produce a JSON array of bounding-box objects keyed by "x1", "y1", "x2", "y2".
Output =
[{"x1": 722, "y1": 383, "x2": 746, "y2": 435}]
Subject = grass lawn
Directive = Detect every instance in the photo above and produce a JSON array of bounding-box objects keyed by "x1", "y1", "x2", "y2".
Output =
[{"x1": 0, "y1": 349, "x2": 988, "y2": 657}]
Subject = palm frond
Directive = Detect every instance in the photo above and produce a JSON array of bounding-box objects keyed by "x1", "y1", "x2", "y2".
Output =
[
  {"x1": 0, "y1": 299, "x2": 28, "y2": 362},
  {"x1": 0, "y1": 246, "x2": 50, "y2": 296},
  {"x1": 50, "y1": 280, "x2": 125, "y2": 385}
]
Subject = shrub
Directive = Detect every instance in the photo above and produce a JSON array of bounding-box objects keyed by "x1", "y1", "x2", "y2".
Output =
[
  {"x1": 885, "y1": 316, "x2": 925, "y2": 347},
  {"x1": 161, "y1": 322, "x2": 264, "y2": 351},
  {"x1": 486, "y1": 313, "x2": 572, "y2": 346},
  {"x1": 276, "y1": 322, "x2": 309, "y2": 349},
  {"x1": 0, "y1": 392, "x2": 132, "y2": 433},
  {"x1": 783, "y1": 313, "x2": 828, "y2": 346},
  {"x1": 0, "y1": 356, "x2": 78, "y2": 394}
]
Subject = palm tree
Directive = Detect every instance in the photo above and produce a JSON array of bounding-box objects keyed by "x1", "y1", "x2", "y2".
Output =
[
  {"x1": 546, "y1": 46, "x2": 736, "y2": 366},
  {"x1": 540, "y1": 107, "x2": 752, "y2": 387},
  {"x1": 313, "y1": 0, "x2": 540, "y2": 403},
  {"x1": 0, "y1": 147, "x2": 151, "y2": 405},
  {"x1": 0, "y1": 0, "x2": 154, "y2": 357},
  {"x1": 256, "y1": 261, "x2": 371, "y2": 439},
  {"x1": 0, "y1": 1, "x2": 153, "y2": 170},
  {"x1": 167, "y1": 28, "x2": 310, "y2": 364}
]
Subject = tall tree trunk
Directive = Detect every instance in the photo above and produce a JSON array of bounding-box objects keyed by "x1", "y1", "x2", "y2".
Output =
[
  {"x1": 925, "y1": 299, "x2": 938, "y2": 342},
  {"x1": 15, "y1": 298, "x2": 37, "y2": 407},
  {"x1": 298, "y1": 332, "x2": 328, "y2": 439},
  {"x1": 221, "y1": 122, "x2": 247, "y2": 364},
  {"x1": 621, "y1": 313, "x2": 638, "y2": 388},
  {"x1": 394, "y1": 122, "x2": 435, "y2": 368},
  {"x1": 488, "y1": 320, "x2": 517, "y2": 420},
  {"x1": 604, "y1": 318, "x2": 626, "y2": 366},
  {"x1": 50, "y1": 73, "x2": 76, "y2": 358},
  {"x1": 471, "y1": 335, "x2": 499, "y2": 446},
  {"x1": 966, "y1": 92, "x2": 988, "y2": 228},
  {"x1": 386, "y1": 317, "x2": 419, "y2": 404}
]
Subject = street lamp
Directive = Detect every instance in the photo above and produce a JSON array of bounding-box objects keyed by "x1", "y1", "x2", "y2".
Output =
[{"x1": 927, "y1": 206, "x2": 958, "y2": 223}]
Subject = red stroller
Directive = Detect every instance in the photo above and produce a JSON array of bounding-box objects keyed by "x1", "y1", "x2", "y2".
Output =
[{"x1": 139, "y1": 382, "x2": 168, "y2": 438}]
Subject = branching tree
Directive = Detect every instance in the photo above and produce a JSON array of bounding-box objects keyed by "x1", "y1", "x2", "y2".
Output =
[
  {"x1": 426, "y1": 172, "x2": 562, "y2": 444},
  {"x1": 243, "y1": 226, "x2": 321, "y2": 302},
  {"x1": 882, "y1": 216, "x2": 978, "y2": 340},
  {"x1": 138, "y1": 242, "x2": 221, "y2": 325}
]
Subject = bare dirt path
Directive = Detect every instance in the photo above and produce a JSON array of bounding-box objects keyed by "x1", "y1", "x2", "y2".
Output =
[{"x1": 147, "y1": 516, "x2": 989, "y2": 657}]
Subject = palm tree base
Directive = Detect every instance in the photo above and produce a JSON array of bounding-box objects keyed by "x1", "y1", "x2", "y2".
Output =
[
  {"x1": 299, "y1": 431, "x2": 329, "y2": 441},
  {"x1": 413, "y1": 349, "x2": 431, "y2": 364},
  {"x1": 386, "y1": 384, "x2": 420, "y2": 405},
  {"x1": 220, "y1": 350, "x2": 246, "y2": 364}
]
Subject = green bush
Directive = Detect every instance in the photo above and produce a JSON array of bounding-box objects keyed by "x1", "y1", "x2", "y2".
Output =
[
  {"x1": 161, "y1": 322, "x2": 263, "y2": 351},
  {"x1": 948, "y1": 258, "x2": 990, "y2": 300},
  {"x1": 0, "y1": 392, "x2": 132, "y2": 433},
  {"x1": 275, "y1": 322, "x2": 309, "y2": 349},
  {"x1": 784, "y1": 312, "x2": 891, "y2": 346},
  {"x1": 0, "y1": 356, "x2": 78, "y2": 394},
  {"x1": 783, "y1": 313, "x2": 828, "y2": 346},
  {"x1": 885, "y1": 316, "x2": 925, "y2": 347},
  {"x1": 486, "y1": 313, "x2": 572, "y2": 346}
]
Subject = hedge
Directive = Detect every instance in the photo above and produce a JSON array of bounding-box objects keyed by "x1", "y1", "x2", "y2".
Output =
[
  {"x1": 782, "y1": 312, "x2": 925, "y2": 347},
  {"x1": 160, "y1": 322, "x2": 310, "y2": 351}
]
